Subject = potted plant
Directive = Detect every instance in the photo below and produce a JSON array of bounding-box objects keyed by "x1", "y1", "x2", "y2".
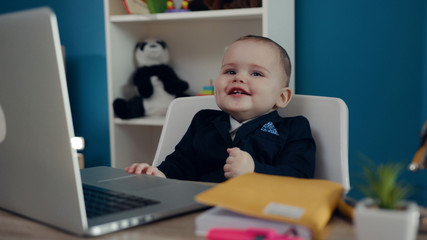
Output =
[{"x1": 354, "y1": 160, "x2": 420, "y2": 240}]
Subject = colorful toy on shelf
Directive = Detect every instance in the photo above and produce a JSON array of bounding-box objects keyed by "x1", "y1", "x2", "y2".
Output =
[
  {"x1": 146, "y1": 0, "x2": 167, "y2": 13},
  {"x1": 181, "y1": 0, "x2": 189, "y2": 10},
  {"x1": 166, "y1": 0, "x2": 175, "y2": 10},
  {"x1": 166, "y1": 0, "x2": 190, "y2": 12},
  {"x1": 197, "y1": 80, "x2": 215, "y2": 96},
  {"x1": 122, "y1": 0, "x2": 150, "y2": 14}
]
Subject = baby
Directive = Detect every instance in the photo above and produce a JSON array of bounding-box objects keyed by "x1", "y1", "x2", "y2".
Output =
[{"x1": 126, "y1": 35, "x2": 315, "y2": 182}]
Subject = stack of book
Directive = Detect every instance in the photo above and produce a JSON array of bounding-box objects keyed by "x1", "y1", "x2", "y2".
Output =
[{"x1": 195, "y1": 173, "x2": 345, "y2": 240}]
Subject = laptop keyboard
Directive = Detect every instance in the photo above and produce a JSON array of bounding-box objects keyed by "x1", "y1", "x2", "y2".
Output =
[{"x1": 83, "y1": 184, "x2": 160, "y2": 218}]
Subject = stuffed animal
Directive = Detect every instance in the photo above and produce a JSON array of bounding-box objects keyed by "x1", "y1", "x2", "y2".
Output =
[{"x1": 113, "y1": 39, "x2": 189, "y2": 119}]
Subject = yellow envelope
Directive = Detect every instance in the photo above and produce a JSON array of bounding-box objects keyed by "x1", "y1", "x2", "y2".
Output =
[{"x1": 195, "y1": 173, "x2": 344, "y2": 238}]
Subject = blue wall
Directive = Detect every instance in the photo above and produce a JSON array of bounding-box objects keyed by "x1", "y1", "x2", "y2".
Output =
[
  {"x1": 296, "y1": 0, "x2": 424, "y2": 161},
  {"x1": 1, "y1": 0, "x2": 426, "y2": 202},
  {"x1": 295, "y1": 0, "x2": 427, "y2": 203},
  {"x1": 0, "y1": 0, "x2": 110, "y2": 167},
  {"x1": 424, "y1": 0, "x2": 427, "y2": 122}
]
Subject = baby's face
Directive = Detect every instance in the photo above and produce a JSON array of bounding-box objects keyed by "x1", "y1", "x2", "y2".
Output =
[{"x1": 214, "y1": 40, "x2": 290, "y2": 122}]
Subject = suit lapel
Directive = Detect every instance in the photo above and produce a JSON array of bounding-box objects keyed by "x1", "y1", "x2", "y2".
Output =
[
  {"x1": 211, "y1": 111, "x2": 280, "y2": 146},
  {"x1": 212, "y1": 113, "x2": 233, "y2": 145},
  {"x1": 233, "y1": 111, "x2": 279, "y2": 145}
]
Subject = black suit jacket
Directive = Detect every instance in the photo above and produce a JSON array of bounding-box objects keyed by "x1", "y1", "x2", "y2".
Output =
[{"x1": 157, "y1": 110, "x2": 316, "y2": 182}]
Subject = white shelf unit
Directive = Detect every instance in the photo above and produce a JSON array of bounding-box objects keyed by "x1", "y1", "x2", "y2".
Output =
[{"x1": 105, "y1": 0, "x2": 295, "y2": 168}]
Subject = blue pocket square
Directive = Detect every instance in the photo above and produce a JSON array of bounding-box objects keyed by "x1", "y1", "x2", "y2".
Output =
[{"x1": 261, "y1": 121, "x2": 279, "y2": 136}]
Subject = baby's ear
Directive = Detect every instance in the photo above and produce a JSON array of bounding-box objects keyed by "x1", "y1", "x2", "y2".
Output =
[{"x1": 275, "y1": 87, "x2": 292, "y2": 109}]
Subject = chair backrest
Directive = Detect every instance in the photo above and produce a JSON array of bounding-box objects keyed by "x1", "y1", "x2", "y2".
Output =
[
  {"x1": 152, "y1": 95, "x2": 350, "y2": 191},
  {"x1": 279, "y1": 95, "x2": 350, "y2": 191},
  {"x1": 152, "y1": 96, "x2": 220, "y2": 168}
]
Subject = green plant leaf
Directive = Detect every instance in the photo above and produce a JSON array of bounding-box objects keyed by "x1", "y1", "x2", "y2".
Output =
[{"x1": 355, "y1": 155, "x2": 411, "y2": 209}]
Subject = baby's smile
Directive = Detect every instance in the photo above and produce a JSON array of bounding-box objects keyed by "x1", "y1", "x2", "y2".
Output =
[{"x1": 228, "y1": 87, "x2": 250, "y2": 96}]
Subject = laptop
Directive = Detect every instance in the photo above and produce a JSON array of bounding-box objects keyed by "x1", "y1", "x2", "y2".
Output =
[{"x1": 0, "y1": 7, "x2": 211, "y2": 236}]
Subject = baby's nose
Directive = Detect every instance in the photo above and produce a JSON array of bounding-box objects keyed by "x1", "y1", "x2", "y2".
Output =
[{"x1": 232, "y1": 75, "x2": 245, "y2": 83}]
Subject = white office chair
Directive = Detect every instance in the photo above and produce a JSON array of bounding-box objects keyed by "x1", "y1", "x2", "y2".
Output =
[{"x1": 152, "y1": 95, "x2": 350, "y2": 191}]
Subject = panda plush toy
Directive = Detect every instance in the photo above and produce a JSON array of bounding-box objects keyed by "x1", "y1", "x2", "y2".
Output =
[{"x1": 113, "y1": 39, "x2": 189, "y2": 119}]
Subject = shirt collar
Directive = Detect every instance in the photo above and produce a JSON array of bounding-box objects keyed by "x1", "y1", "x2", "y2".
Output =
[
  {"x1": 229, "y1": 116, "x2": 242, "y2": 133},
  {"x1": 229, "y1": 116, "x2": 256, "y2": 141},
  {"x1": 229, "y1": 111, "x2": 276, "y2": 133}
]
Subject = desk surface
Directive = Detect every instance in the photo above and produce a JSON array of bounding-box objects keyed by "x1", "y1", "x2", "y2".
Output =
[{"x1": 1, "y1": 208, "x2": 426, "y2": 240}]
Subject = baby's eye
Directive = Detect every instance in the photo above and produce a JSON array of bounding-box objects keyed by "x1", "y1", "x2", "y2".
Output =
[
  {"x1": 224, "y1": 70, "x2": 236, "y2": 75},
  {"x1": 252, "y1": 72, "x2": 263, "y2": 77}
]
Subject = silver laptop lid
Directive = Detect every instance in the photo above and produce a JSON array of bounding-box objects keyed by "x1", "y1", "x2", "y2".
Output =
[{"x1": 0, "y1": 8, "x2": 87, "y2": 234}]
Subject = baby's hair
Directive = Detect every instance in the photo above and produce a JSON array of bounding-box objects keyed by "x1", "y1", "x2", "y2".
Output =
[{"x1": 234, "y1": 35, "x2": 291, "y2": 87}]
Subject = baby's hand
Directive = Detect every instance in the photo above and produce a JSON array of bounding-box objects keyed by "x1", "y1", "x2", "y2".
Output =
[
  {"x1": 223, "y1": 147, "x2": 255, "y2": 179},
  {"x1": 125, "y1": 163, "x2": 166, "y2": 178}
]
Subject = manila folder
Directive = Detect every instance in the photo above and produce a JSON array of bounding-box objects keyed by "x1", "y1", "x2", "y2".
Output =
[{"x1": 195, "y1": 173, "x2": 344, "y2": 238}]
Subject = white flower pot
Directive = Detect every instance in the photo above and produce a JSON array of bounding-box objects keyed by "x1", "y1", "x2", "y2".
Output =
[{"x1": 354, "y1": 198, "x2": 420, "y2": 240}]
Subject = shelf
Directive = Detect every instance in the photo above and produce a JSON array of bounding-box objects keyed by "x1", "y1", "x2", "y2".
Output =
[
  {"x1": 114, "y1": 116, "x2": 165, "y2": 126},
  {"x1": 110, "y1": 8, "x2": 263, "y2": 23},
  {"x1": 106, "y1": 0, "x2": 295, "y2": 168}
]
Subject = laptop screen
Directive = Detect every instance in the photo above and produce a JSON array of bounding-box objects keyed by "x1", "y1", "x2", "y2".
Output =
[{"x1": 0, "y1": 7, "x2": 87, "y2": 234}]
